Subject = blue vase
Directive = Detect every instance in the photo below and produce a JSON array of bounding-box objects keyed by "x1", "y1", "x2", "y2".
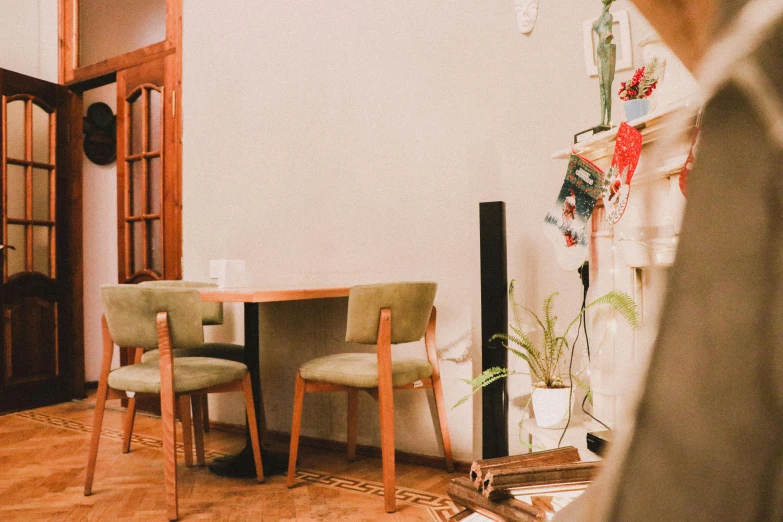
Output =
[{"x1": 624, "y1": 98, "x2": 650, "y2": 122}]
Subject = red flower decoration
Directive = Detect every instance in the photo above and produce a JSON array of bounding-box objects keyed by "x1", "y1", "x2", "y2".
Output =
[{"x1": 617, "y1": 60, "x2": 661, "y2": 101}]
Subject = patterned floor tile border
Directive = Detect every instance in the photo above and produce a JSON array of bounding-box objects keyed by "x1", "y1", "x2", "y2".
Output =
[
  {"x1": 14, "y1": 409, "x2": 227, "y2": 459},
  {"x1": 12, "y1": 410, "x2": 460, "y2": 522},
  {"x1": 295, "y1": 469, "x2": 459, "y2": 521}
]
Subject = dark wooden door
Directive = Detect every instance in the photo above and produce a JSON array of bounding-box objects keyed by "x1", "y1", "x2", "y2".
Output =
[
  {"x1": 0, "y1": 68, "x2": 82, "y2": 413},
  {"x1": 116, "y1": 56, "x2": 181, "y2": 284}
]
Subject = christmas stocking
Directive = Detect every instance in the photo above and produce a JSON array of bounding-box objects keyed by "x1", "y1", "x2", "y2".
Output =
[
  {"x1": 680, "y1": 145, "x2": 695, "y2": 197},
  {"x1": 543, "y1": 154, "x2": 603, "y2": 271},
  {"x1": 603, "y1": 122, "x2": 643, "y2": 224},
  {"x1": 680, "y1": 113, "x2": 702, "y2": 197}
]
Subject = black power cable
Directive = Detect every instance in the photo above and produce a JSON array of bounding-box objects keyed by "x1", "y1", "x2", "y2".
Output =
[
  {"x1": 557, "y1": 262, "x2": 610, "y2": 448},
  {"x1": 580, "y1": 277, "x2": 611, "y2": 431}
]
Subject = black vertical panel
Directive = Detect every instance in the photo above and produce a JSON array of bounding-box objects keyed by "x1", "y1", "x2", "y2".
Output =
[
  {"x1": 479, "y1": 202, "x2": 509, "y2": 458},
  {"x1": 244, "y1": 303, "x2": 263, "y2": 439}
]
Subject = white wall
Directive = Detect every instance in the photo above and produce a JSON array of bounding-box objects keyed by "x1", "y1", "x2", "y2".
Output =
[
  {"x1": 82, "y1": 84, "x2": 120, "y2": 381},
  {"x1": 182, "y1": 0, "x2": 654, "y2": 460},
  {"x1": 0, "y1": 0, "x2": 58, "y2": 82}
]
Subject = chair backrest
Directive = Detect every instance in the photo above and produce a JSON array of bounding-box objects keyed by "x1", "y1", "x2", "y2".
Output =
[
  {"x1": 139, "y1": 280, "x2": 223, "y2": 325},
  {"x1": 345, "y1": 282, "x2": 437, "y2": 344},
  {"x1": 101, "y1": 284, "x2": 204, "y2": 349}
]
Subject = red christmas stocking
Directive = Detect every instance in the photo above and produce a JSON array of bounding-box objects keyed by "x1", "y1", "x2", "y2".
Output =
[
  {"x1": 544, "y1": 154, "x2": 604, "y2": 271},
  {"x1": 680, "y1": 114, "x2": 702, "y2": 197},
  {"x1": 603, "y1": 122, "x2": 643, "y2": 224}
]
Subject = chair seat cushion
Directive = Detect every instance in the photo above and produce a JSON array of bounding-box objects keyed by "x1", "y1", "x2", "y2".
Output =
[
  {"x1": 108, "y1": 357, "x2": 247, "y2": 394},
  {"x1": 299, "y1": 353, "x2": 433, "y2": 388},
  {"x1": 141, "y1": 342, "x2": 245, "y2": 364}
]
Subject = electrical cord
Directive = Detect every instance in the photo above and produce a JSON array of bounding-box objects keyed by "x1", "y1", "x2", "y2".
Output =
[
  {"x1": 558, "y1": 300, "x2": 583, "y2": 447},
  {"x1": 580, "y1": 297, "x2": 611, "y2": 431},
  {"x1": 557, "y1": 262, "x2": 611, "y2": 447}
]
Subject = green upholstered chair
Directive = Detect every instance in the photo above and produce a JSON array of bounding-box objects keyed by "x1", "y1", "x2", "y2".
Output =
[
  {"x1": 121, "y1": 281, "x2": 244, "y2": 448},
  {"x1": 84, "y1": 285, "x2": 264, "y2": 521},
  {"x1": 286, "y1": 282, "x2": 454, "y2": 513},
  {"x1": 137, "y1": 280, "x2": 244, "y2": 364}
]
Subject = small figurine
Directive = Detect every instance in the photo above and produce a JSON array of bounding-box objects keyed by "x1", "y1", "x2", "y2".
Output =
[{"x1": 594, "y1": 0, "x2": 617, "y2": 128}]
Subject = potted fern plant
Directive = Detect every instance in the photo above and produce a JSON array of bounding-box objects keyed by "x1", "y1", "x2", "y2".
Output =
[{"x1": 458, "y1": 280, "x2": 638, "y2": 429}]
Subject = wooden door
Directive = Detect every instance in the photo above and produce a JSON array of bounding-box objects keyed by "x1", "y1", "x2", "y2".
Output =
[
  {"x1": 116, "y1": 56, "x2": 181, "y2": 284},
  {"x1": 0, "y1": 68, "x2": 82, "y2": 413}
]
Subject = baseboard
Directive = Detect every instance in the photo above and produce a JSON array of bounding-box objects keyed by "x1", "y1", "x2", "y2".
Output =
[
  {"x1": 264, "y1": 429, "x2": 471, "y2": 473},
  {"x1": 207, "y1": 420, "x2": 245, "y2": 434},
  {"x1": 206, "y1": 421, "x2": 470, "y2": 472}
]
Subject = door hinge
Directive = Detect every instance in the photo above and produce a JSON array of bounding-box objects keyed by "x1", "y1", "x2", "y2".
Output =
[{"x1": 172, "y1": 91, "x2": 176, "y2": 118}]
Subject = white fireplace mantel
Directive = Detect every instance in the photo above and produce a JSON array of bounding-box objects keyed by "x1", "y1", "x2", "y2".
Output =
[{"x1": 551, "y1": 103, "x2": 700, "y2": 429}]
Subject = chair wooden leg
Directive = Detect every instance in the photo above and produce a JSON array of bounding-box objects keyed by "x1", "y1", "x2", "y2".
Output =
[
  {"x1": 84, "y1": 377, "x2": 109, "y2": 495},
  {"x1": 122, "y1": 395, "x2": 137, "y2": 454},
  {"x1": 161, "y1": 391, "x2": 178, "y2": 520},
  {"x1": 242, "y1": 373, "x2": 265, "y2": 482},
  {"x1": 378, "y1": 380, "x2": 396, "y2": 512},
  {"x1": 85, "y1": 315, "x2": 115, "y2": 496},
  {"x1": 201, "y1": 394, "x2": 210, "y2": 433},
  {"x1": 431, "y1": 378, "x2": 454, "y2": 473},
  {"x1": 121, "y1": 348, "x2": 144, "y2": 453},
  {"x1": 347, "y1": 389, "x2": 359, "y2": 461},
  {"x1": 376, "y1": 309, "x2": 396, "y2": 513},
  {"x1": 286, "y1": 372, "x2": 306, "y2": 488},
  {"x1": 178, "y1": 395, "x2": 194, "y2": 468},
  {"x1": 157, "y1": 313, "x2": 179, "y2": 521},
  {"x1": 191, "y1": 394, "x2": 206, "y2": 466},
  {"x1": 423, "y1": 306, "x2": 454, "y2": 472}
]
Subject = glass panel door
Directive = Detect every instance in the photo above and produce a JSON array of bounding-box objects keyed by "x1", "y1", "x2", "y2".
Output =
[
  {"x1": 122, "y1": 85, "x2": 163, "y2": 281},
  {"x1": 0, "y1": 67, "x2": 79, "y2": 414},
  {"x1": 116, "y1": 57, "x2": 179, "y2": 283},
  {"x1": 2, "y1": 96, "x2": 56, "y2": 280}
]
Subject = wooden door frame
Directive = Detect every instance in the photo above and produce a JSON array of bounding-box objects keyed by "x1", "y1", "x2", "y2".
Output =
[
  {"x1": 59, "y1": 0, "x2": 182, "y2": 89},
  {"x1": 59, "y1": 85, "x2": 85, "y2": 400},
  {"x1": 58, "y1": 0, "x2": 183, "y2": 391},
  {"x1": 59, "y1": 0, "x2": 182, "y2": 276}
]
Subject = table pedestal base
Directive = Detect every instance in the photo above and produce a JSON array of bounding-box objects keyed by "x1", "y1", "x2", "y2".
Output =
[{"x1": 209, "y1": 442, "x2": 289, "y2": 478}]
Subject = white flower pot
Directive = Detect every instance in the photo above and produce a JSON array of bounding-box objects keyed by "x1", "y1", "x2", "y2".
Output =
[
  {"x1": 624, "y1": 98, "x2": 650, "y2": 121},
  {"x1": 532, "y1": 385, "x2": 574, "y2": 429}
]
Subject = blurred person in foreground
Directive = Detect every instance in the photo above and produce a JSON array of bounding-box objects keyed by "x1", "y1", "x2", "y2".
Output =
[{"x1": 555, "y1": 0, "x2": 783, "y2": 520}]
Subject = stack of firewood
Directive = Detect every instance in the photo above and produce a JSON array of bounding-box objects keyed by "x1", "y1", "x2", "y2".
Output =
[{"x1": 447, "y1": 447, "x2": 600, "y2": 521}]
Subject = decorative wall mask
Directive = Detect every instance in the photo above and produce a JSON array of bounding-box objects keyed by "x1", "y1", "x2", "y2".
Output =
[
  {"x1": 83, "y1": 102, "x2": 116, "y2": 165},
  {"x1": 514, "y1": 0, "x2": 539, "y2": 34}
]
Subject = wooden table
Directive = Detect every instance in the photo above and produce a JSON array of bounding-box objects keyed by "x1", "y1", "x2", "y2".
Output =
[{"x1": 197, "y1": 286, "x2": 351, "y2": 476}]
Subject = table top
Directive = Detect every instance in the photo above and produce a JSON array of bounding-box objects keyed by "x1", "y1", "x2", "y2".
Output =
[{"x1": 198, "y1": 286, "x2": 350, "y2": 303}]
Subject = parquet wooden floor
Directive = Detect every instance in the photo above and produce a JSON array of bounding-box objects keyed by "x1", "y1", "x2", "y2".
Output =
[{"x1": 0, "y1": 400, "x2": 458, "y2": 521}]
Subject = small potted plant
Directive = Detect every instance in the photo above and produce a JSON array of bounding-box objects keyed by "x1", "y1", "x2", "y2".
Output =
[
  {"x1": 457, "y1": 281, "x2": 638, "y2": 430},
  {"x1": 618, "y1": 58, "x2": 661, "y2": 121}
]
